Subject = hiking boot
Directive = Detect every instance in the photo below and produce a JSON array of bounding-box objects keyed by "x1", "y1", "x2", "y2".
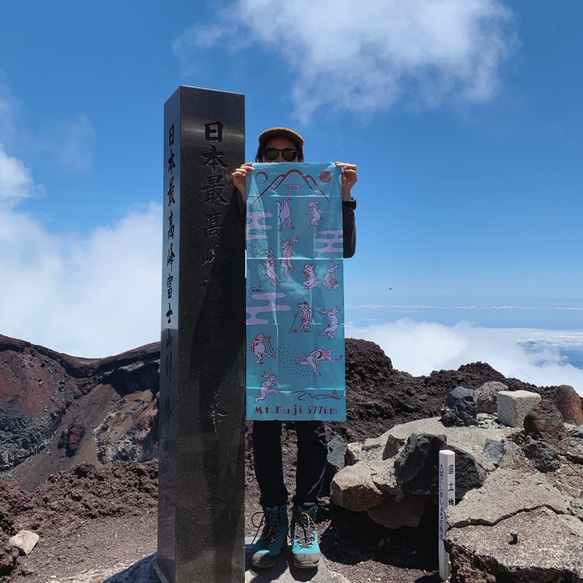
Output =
[
  {"x1": 291, "y1": 504, "x2": 320, "y2": 569},
  {"x1": 251, "y1": 504, "x2": 288, "y2": 569}
]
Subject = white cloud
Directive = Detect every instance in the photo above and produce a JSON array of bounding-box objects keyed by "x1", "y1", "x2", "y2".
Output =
[
  {"x1": 0, "y1": 143, "x2": 44, "y2": 205},
  {"x1": 175, "y1": 0, "x2": 518, "y2": 120},
  {"x1": 347, "y1": 319, "x2": 583, "y2": 396},
  {"x1": 0, "y1": 200, "x2": 162, "y2": 357}
]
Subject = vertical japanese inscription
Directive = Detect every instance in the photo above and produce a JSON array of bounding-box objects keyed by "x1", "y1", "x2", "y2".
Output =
[
  {"x1": 438, "y1": 449, "x2": 455, "y2": 581},
  {"x1": 200, "y1": 121, "x2": 228, "y2": 288},
  {"x1": 158, "y1": 96, "x2": 181, "y2": 581},
  {"x1": 164, "y1": 121, "x2": 178, "y2": 420},
  {"x1": 199, "y1": 121, "x2": 230, "y2": 428}
]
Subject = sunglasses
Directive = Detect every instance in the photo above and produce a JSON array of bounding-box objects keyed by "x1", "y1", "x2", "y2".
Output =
[{"x1": 262, "y1": 147, "x2": 300, "y2": 162}]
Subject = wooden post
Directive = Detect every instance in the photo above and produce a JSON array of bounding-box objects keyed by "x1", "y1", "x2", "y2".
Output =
[{"x1": 439, "y1": 449, "x2": 455, "y2": 581}]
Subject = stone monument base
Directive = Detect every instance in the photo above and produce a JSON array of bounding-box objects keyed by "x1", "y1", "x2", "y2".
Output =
[{"x1": 104, "y1": 544, "x2": 349, "y2": 583}]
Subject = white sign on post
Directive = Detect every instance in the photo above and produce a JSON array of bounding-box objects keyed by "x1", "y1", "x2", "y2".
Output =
[{"x1": 438, "y1": 449, "x2": 455, "y2": 581}]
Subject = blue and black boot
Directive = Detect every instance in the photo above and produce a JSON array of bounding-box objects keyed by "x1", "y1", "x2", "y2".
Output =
[
  {"x1": 290, "y1": 503, "x2": 320, "y2": 569},
  {"x1": 251, "y1": 504, "x2": 288, "y2": 569}
]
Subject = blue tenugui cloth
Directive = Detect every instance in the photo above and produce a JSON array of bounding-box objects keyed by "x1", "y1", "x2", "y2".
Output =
[{"x1": 246, "y1": 162, "x2": 346, "y2": 421}]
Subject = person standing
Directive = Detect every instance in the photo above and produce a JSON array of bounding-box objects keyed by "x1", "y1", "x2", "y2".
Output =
[{"x1": 233, "y1": 127, "x2": 357, "y2": 570}]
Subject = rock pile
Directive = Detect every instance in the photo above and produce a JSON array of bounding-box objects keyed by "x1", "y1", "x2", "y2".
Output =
[{"x1": 330, "y1": 383, "x2": 583, "y2": 582}]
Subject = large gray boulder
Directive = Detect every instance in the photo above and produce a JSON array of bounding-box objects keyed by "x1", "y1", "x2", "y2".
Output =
[
  {"x1": 385, "y1": 417, "x2": 520, "y2": 473},
  {"x1": 331, "y1": 417, "x2": 520, "y2": 529},
  {"x1": 446, "y1": 507, "x2": 583, "y2": 582},
  {"x1": 329, "y1": 462, "x2": 386, "y2": 512},
  {"x1": 446, "y1": 468, "x2": 571, "y2": 528},
  {"x1": 444, "y1": 439, "x2": 583, "y2": 582}
]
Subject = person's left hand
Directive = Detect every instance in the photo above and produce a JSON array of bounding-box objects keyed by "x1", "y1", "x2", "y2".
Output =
[
  {"x1": 231, "y1": 162, "x2": 255, "y2": 202},
  {"x1": 335, "y1": 162, "x2": 358, "y2": 201}
]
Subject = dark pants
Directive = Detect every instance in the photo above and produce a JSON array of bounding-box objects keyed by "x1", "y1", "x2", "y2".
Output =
[{"x1": 252, "y1": 420, "x2": 327, "y2": 508}]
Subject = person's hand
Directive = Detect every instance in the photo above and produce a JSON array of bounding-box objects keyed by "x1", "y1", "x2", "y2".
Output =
[
  {"x1": 232, "y1": 162, "x2": 255, "y2": 202},
  {"x1": 335, "y1": 162, "x2": 358, "y2": 201}
]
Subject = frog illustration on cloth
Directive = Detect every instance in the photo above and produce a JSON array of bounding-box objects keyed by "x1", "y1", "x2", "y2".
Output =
[
  {"x1": 295, "y1": 348, "x2": 343, "y2": 377},
  {"x1": 307, "y1": 198, "x2": 321, "y2": 230},
  {"x1": 277, "y1": 199, "x2": 293, "y2": 231},
  {"x1": 302, "y1": 263, "x2": 318, "y2": 292},
  {"x1": 264, "y1": 248, "x2": 281, "y2": 287},
  {"x1": 251, "y1": 332, "x2": 276, "y2": 364},
  {"x1": 254, "y1": 372, "x2": 280, "y2": 403},
  {"x1": 281, "y1": 234, "x2": 299, "y2": 277},
  {"x1": 293, "y1": 301, "x2": 313, "y2": 333}
]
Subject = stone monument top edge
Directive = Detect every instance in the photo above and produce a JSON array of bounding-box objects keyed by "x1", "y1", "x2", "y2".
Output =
[{"x1": 166, "y1": 85, "x2": 245, "y2": 103}]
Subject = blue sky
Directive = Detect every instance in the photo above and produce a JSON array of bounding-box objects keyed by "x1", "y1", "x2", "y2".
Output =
[{"x1": 1, "y1": 1, "x2": 582, "y2": 391}]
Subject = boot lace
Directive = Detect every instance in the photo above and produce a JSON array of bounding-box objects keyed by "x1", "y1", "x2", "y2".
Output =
[
  {"x1": 252, "y1": 508, "x2": 286, "y2": 546},
  {"x1": 293, "y1": 511, "x2": 316, "y2": 549}
]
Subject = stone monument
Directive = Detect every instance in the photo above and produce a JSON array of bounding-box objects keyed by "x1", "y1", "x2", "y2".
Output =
[{"x1": 158, "y1": 86, "x2": 246, "y2": 582}]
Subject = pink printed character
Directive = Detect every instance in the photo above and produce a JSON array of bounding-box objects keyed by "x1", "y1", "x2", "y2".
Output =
[
  {"x1": 322, "y1": 261, "x2": 339, "y2": 291},
  {"x1": 319, "y1": 307, "x2": 340, "y2": 340},
  {"x1": 254, "y1": 372, "x2": 280, "y2": 403},
  {"x1": 264, "y1": 248, "x2": 281, "y2": 287},
  {"x1": 281, "y1": 234, "x2": 299, "y2": 277},
  {"x1": 277, "y1": 199, "x2": 293, "y2": 230},
  {"x1": 251, "y1": 332, "x2": 276, "y2": 364},
  {"x1": 295, "y1": 348, "x2": 343, "y2": 377},
  {"x1": 293, "y1": 301, "x2": 313, "y2": 333},
  {"x1": 307, "y1": 198, "x2": 321, "y2": 230},
  {"x1": 302, "y1": 263, "x2": 318, "y2": 292}
]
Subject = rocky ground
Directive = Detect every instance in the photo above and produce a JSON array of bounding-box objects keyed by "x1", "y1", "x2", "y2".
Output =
[
  {"x1": 1, "y1": 458, "x2": 442, "y2": 583},
  {"x1": 1, "y1": 336, "x2": 579, "y2": 582}
]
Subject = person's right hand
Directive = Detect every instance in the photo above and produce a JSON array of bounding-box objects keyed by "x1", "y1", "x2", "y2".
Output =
[{"x1": 232, "y1": 162, "x2": 255, "y2": 202}]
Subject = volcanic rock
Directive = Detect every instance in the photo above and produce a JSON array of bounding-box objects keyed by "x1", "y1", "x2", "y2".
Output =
[
  {"x1": 552, "y1": 384, "x2": 583, "y2": 426},
  {"x1": 332, "y1": 417, "x2": 519, "y2": 529},
  {"x1": 8, "y1": 530, "x2": 38, "y2": 556},
  {"x1": 522, "y1": 440, "x2": 560, "y2": 472},
  {"x1": 0, "y1": 537, "x2": 18, "y2": 577},
  {"x1": 564, "y1": 437, "x2": 583, "y2": 464},
  {"x1": 440, "y1": 386, "x2": 478, "y2": 427},
  {"x1": 330, "y1": 462, "x2": 385, "y2": 512},
  {"x1": 523, "y1": 399, "x2": 567, "y2": 445},
  {"x1": 446, "y1": 468, "x2": 572, "y2": 528},
  {"x1": 475, "y1": 381, "x2": 507, "y2": 414}
]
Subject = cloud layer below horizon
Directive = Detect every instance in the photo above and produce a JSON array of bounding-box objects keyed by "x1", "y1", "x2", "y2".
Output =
[{"x1": 347, "y1": 319, "x2": 583, "y2": 395}]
